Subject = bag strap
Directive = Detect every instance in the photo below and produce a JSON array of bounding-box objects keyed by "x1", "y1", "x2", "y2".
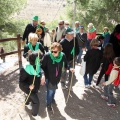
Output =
[{"x1": 77, "y1": 33, "x2": 85, "y2": 43}]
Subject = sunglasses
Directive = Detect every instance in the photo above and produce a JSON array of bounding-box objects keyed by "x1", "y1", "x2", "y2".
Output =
[
  {"x1": 59, "y1": 24, "x2": 63, "y2": 25},
  {"x1": 51, "y1": 51, "x2": 58, "y2": 54}
]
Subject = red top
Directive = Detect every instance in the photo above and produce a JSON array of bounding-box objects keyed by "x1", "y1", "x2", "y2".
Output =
[{"x1": 87, "y1": 30, "x2": 96, "y2": 40}]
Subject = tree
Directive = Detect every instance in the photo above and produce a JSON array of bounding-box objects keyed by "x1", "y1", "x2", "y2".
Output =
[
  {"x1": 66, "y1": 0, "x2": 120, "y2": 33},
  {"x1": 0, "y1": 0, "x2": 27, "y2": 38}
]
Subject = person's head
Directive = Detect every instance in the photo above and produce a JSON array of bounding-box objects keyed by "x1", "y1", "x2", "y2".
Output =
[
  {"x1": 29, "y1": 52, "x2": 38, "y2": 66},
  {"x1": 103, "y1": 43, "x2": 115, "y2": 61},
  {"x1": 103, "y1": 27, "x2": 109, "y2": 33},
  {"x1": 88, "y1": 23, "x2": 94, "y2": 30},
  {"x1": 58, "y1": 20, "x2": 64, "y2": 29},
  {"x1": 75, "y1": 21, "x2": 80, "y2": 28},
  {"x1": 32, "y1": 16, "x2": 39, "y2": 26},
  {"x1": 113, "y1": 57, "x2": 120, "y2": 67},
  {"x1": 40, "y1": 20, "x2": 46, "y2": 27},
  {"x1": 65, "y1": 21, "x2": 70, "y2": 28},
  {"x1": 52, "y1": 29, "x2": 55, "y2": 34},
  {"x1": 90, "y1": 39, "x2": 100, "y2": 48},
  {"x1": 28, "y1": 33, "x2": 38, "y2": 46},
  {"x1": 113, "y1": 24, "x2": 120, "y2": 33},
  {"x1": 50, "y1": 42, "x2": 63, "y2": 57},
  {"x1": 97, "y1": 35, "x2": 104, "y2": 42},
  {"x1": 65, "y1": 28, "x2": 74, "y2": 40},
  {"x1": 79, "y1": 26, "x2": 84, "y2": 33}
]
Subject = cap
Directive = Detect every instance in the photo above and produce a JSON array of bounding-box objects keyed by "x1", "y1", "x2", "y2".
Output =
[
  {"x1": 65, "y1": 28, "x2": 74, "y2": 34},
  {"x1": 32, "y1": 16, "x2": 39, "y2": 21}
]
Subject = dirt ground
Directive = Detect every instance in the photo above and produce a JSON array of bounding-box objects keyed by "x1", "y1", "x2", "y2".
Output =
[{"x1": 0, "y1": 62, "x2": 120, "y2": 120}]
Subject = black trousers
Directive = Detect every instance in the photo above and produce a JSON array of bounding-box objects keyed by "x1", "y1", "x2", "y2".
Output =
[
  {"x1": 19, "y1": 85, "x2": 39, "y2": 116},
  {"x1": 96, "y1": 68, "x2": 109, "y2": 85}
]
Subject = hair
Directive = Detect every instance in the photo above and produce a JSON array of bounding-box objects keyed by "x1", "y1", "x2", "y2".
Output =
[
  {"x1": 97, "y1": 35, "x2": 104, "y2": 40},
  {"x1": 75, "y1": 21, "x2": 80, "y2": 24},
  {"x1": 90, "y1": 39, "x2": 100, "y2": 47},
  {"x1": 88, "y1": 23, "x2": 94, "y2": 28},
  {"x1": 59, "y1": 20, "x2": 64, "y2": 24},
  {"x1": 28, "y1": 33, "x2": 38, "y2": 43},
  {"x1": 28, "y1": 52, "x2": 38, "y2": 66},
  {"x1": 103, "y1": 43, "x2": 115, "y2": 62},
  {"x1": 113, "y1": 24, "x2": 120, "y2": 33},
  {"x1": 103, "y1": 27, "x2": 109, "y2": 32},
  {"x1": 50, "y1": 42, "x2": 63, "y2": 52},
  {"x1": 114, "y1": 57, "x2": 120, "y2": 66}
]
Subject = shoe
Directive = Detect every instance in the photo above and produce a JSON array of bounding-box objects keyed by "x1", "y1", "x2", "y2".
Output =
[
  {"x1": 61, "y1": 84, "x2": 67, "y2": 89},
  {"x1": 101, "y1": 95, "x2": 108, "y2": 101},
  {"x1": 32, "y1": 115, "x2": 41, "y2": 120},
  {"x1": 47, "y1": 104, "x2": 52, "y2": 111},
  {"x1": 107, "y1": 102, "x2": 116, "y2": 108},
  {"x1": 25, "y1": 103, "x2": 32, "y2": 110},
  {"x1": 85, "y1": 85, "x2": 90, "y2": 88}
]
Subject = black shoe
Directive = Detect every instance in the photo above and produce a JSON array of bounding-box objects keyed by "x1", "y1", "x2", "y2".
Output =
[{"x1": 47, "y1": 104, "x2": 52, "y2": 111}]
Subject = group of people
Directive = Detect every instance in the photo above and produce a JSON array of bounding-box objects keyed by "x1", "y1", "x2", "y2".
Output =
[{"x1": 19, "y1": 15, "x2": 120, "y2": 119}]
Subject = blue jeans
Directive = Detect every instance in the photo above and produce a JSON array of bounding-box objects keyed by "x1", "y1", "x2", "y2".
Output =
[
  {"x1": 77, "y1": 47, "x2": 83, "y2": 63},
  {"x1": 46, "y1": 79, "x2": 56, "y2": 105},
  {"x1": 83, "y1": 73, "x2": 93, "y2": 85}
]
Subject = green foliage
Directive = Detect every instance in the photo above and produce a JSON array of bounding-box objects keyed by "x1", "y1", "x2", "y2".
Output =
[
  {"x1": 0, "y1": 0, "x2": 27, "y2": 52},
  {"x1": 46, "y1": 20, "x2": 58, "y2": 31},
  {"x1": 66, "y1": 0, "x2": 120, "y2": 33},
  {"x1": 0, "y1": 0, "x2": 27, "y2": 38}
]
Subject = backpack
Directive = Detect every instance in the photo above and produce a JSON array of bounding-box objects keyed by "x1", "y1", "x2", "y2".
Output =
[{"x1": 113, "y1": 68, "x2": 120, "y2": 86}]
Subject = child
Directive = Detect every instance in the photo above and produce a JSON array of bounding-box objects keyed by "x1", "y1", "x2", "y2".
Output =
[
  {"x1": 101, "y1": 57, "x2": 120, "y2": 107},
  {"x1": 19, "y1": 52, "x2": 45, "y2": 119},
  {"x1": 96, "y1": 43, "x2": 115, "y2": 86},
  {"x1": 83, "y1": 39, "x2": 103, "y2": 88}
]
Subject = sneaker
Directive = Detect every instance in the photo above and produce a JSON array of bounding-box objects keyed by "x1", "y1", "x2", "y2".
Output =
[
  {"x1": 101, "y1": 95, "x2": 108, "y2": 101},
  {"x1": 25, "y1": 103, "x2": 32, "y2": 110},
  {"x1": 32, "y1": 115, "x2": 41, "y2": 120},
  {"x1": 107, "y1": 102, "x2": 116, "y2": 108},
  {"x1": 85, "y1": 85, "x2": 90, "y2": 88},
  {"x1": 47, "y1": 104, "x2": 52, "y2": 111}
]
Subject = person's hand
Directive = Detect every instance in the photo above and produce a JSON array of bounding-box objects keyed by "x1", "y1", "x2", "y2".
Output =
[
  {"x1": 70, "y1": 68, "x2": 75, "y2": 73},
  {"x1": 29, "y1": 84, "x2": 34, "y2": 90},
  {"x1": 41, "y1": 75, "x2": 46, "y2": 85},
  {"x1": 103, "y1": 82, "x2": 106, "y2": 86},
  {"x1": 28, "y1": 50, "x2": 32, "y2": 55},
  {"x1": 82, "y1": 47, "x2": 87, "y2": 51}
]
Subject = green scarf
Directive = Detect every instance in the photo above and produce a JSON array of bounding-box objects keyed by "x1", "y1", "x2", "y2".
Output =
[
  {"x1": 28, "y1": 42, "x2": 39, "y2": 51},
  {"x1": 50, "y1": 52, "x2": 63, "y2": 64},
  {"x1": 89, "y1": 27, "x2": 96, "y2": 33},
  {"x1": 75, "y1": 27, "x2": 79, "y2": 33},
  {"x1": 24, "y1": 57, "x2": 40, "y2": 77},
  {"x1": 71, "y1": 47, "x2": 75, "y2": 55},
  {"x1": 102, "y1": 32, "x2": 109, "y2": 37},
  {"x1": 44, "y1": 27, "x2": 47, "y2": 32}
]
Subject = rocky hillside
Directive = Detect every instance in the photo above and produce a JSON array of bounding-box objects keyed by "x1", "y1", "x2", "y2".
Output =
[{"x1": 14, "y1": 0, "x2": 66, "y2": 22}]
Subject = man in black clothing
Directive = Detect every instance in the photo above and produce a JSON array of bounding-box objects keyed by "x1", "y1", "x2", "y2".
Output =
[
  {"x1": 22, "y1": 16, "x2": 45, "y2": 44},
  {"x1": 60, "y1": 28, "x2": 79, "y2": 89}
]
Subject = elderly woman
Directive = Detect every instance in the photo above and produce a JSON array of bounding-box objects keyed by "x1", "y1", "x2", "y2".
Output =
[
  {"x1": 87, "y1": 23, "x2": 96, "y2": 49},
  {"x1": 23, "y1": 33, "x2": 45, "y2": 59},
  {"x1": 102, "y1": 27, "x2": 110, "y2": 47}
]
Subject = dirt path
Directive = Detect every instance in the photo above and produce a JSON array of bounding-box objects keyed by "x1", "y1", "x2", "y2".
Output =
[{"x1": 0, "y1": 64, "x2": 120, "y2": 120}]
